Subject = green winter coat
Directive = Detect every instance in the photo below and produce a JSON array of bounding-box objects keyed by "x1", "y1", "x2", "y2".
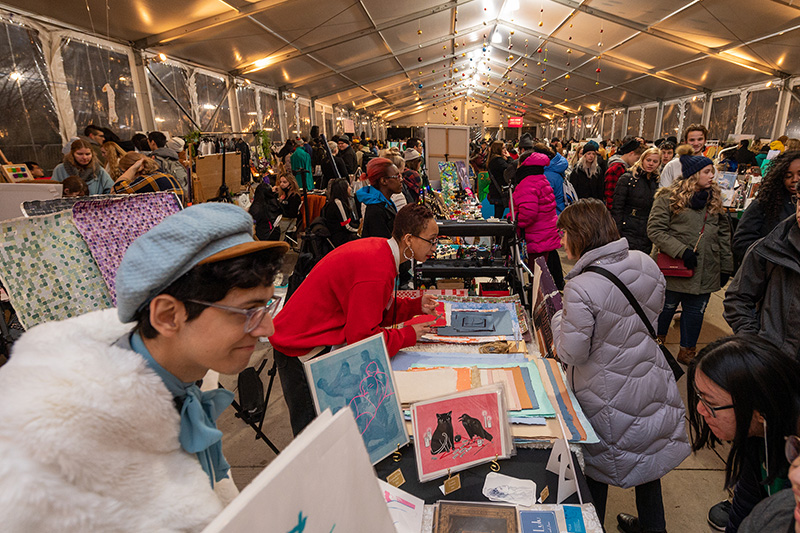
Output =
[{"x1": 647, "y1": 190, "x2": 733, "y2": 294}]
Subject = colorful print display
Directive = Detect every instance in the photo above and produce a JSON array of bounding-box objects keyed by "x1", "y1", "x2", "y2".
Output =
[
  {"x1": 0, "y1": 211, "x2": 113, "y2": 329},
  {"x1": 304, "y1": 334, "x2": 409, "y2": 465},
  {"x1": 411, "y1": 384, "x2": 513, "y2": 482},
  {"x1": 72, "y1": 193, "x2": 182, "y2": 303}
]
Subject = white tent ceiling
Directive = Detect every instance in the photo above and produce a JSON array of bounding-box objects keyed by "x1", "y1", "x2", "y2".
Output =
[{"x1": 8, "y1": 0, "x2": 800, "y2": 123}]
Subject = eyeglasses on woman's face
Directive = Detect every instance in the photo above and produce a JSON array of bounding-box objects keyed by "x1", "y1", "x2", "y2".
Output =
[
  {"x1": 413, "y1": 234, "x2": 439, "y2": 248},
  {"x1": 695, "y1": 390, "x2": 734, "y2": 418},
  {"x1": 186, "y1": 296, "x2": 282, "y2": 334}
]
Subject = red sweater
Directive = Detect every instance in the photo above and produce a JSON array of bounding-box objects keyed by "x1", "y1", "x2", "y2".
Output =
[{"x1": 269, "y1": 238, "x2": 422, "y2": 357}]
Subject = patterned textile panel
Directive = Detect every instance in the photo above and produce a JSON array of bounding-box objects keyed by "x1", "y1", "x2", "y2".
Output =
[
  {"x1": 0, "y1": 211, "x2": 113, "y2": 329},
  {"x1": 72, "y1": 193, "x2": 182, "y2": 304}
]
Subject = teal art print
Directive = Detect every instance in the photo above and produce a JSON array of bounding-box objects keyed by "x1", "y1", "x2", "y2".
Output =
[{"x1": 304, "y1": 334, "x2": 409, "y2": 465}]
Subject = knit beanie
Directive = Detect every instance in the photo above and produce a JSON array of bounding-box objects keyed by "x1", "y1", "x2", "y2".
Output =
[
  {"x1": 583, "y1": 140, "x2": 599, "y2": 154},
  {"x1": 617, "y1": 138, "x2": 640, "y2": 155},
  {"x1": 680, "y1": 154, "x2": 713, "y2": 179}
]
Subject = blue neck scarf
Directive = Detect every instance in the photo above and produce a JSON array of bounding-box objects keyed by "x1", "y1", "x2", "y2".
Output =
[{"x1": 128, "y1": 332, "x2": 234, "y2": 488}]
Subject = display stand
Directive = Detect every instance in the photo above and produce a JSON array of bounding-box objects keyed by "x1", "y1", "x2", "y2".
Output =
[{"x1": 413, "y1": 218, "x2": 530, "y2": 311}]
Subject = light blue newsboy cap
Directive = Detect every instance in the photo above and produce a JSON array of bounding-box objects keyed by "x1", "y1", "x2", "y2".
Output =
[{"x1": 116, "y1": 203, "x2": 288, "y2": 323}]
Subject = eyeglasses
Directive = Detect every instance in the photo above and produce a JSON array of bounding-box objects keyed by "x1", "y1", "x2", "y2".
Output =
[
  {"x1": 386, "y1": 174, "x2": 402, "y2": 180},
  {"x1": 786, "y1": 436, "x2": 800, "y2": 464},
  {"x1": 696, "y1": 392, "x2": 734, "y2": 418},
  {"x1": 413, "y1": 235, "x2": 439, "y2": 248},
  {"x1": 186, "y1": 296, "x2": 282, "y2": 334}
]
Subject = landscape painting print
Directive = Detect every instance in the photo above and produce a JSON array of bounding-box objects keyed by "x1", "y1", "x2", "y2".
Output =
[
  {"x1": 411, "y1": 386, "x2": 507, "y2": 482},
  {"x1": 305, "y1": 334, "x2": 409, "y2": 464}
]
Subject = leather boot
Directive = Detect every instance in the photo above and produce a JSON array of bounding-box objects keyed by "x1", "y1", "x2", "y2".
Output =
[
  {"x1": 617, "y1": 513, "x2": 666, "y2": 533},
  {"x1": 677, "y1": 346, "x2": 696, "y2": 365}
]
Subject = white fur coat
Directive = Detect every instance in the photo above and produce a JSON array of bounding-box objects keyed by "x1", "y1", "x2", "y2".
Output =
[{"x1": 0, "y1": 309, "x2": 233, "y2": 532}]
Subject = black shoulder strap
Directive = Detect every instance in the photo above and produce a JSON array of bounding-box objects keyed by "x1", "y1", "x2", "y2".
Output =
[{"x1": 583, "y1": 265, "x2": 657, "y2": 339}]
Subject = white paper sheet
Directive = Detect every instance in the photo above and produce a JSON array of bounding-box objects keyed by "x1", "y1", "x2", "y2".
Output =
[
  {"x1": 203, "y1": 409, "x2": 395, "y2": 533},
  {"x1": 378, "y1": 479, "x2": 425, "y2": 533}
]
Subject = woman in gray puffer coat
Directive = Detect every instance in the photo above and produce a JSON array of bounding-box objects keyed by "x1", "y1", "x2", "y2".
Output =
[{"x1": 552, "y1": 199, "x2": 690, "y2": 533}]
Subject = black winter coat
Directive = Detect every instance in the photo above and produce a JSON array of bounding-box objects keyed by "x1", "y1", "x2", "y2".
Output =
[
  {"x1": 339, "y1": 146, "x2": 358, "y2": 175},
  {"x1": 569, "y1": 163, "x2": 605, "y2": 202},
  {"x1": 611, "y1": 169, "x2": 659, "y2": 253},
  {"x1": 487, "y1": 156, "x2": 512, "y2": 202},
  {"x1": 362, "y1": 202, "x2": 397, "y2": 239},
  {"x1": 732, "y1": 190, "x2": 794, "y2": 266}
]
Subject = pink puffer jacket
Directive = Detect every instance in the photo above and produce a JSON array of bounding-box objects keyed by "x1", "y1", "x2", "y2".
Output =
[{"x1": 513, "y1": 152, "x2": 561, "y2": 254}]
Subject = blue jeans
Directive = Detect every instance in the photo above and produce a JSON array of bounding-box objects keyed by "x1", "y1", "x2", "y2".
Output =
[
  {"x1": 657, "y1": 290, "x2": 711, "y2": 348},
  {"x1": 587, "y1": 477, "x2": 666, "y2": 531}
]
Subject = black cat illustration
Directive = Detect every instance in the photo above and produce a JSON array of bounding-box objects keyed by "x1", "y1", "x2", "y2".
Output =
[
  {"x1": 430, "y1": 411, "x2": 454, "y2": 455},
  {"x1": 458, "y1": 413, "x2": 493, "y2": 442}
]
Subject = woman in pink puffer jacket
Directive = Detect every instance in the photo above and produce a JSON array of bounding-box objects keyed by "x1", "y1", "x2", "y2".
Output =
[{"x1": 513, "y1": 151, "x2": 564, "y2": 288}]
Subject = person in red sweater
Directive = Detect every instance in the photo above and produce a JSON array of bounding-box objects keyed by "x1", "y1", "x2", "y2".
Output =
[{"x1": 270, "y1": 203, "x2": 440, "y2": 435}]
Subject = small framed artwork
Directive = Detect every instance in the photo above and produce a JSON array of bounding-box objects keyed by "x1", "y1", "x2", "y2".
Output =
[
  {"x1": 304, "y1": 333, "x2": 409, "y2": 465},
  {"x1": 1, "y1": 164, "x2": 34, "y2": 183},
  {"x1": 411, "y1": 384, "x2": 513, "y2": 482},
  {"x1": 434, "y1": 501, "x2": 518, "y2": 533}
]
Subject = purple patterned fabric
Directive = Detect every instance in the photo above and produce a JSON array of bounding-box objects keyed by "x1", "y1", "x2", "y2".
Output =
[{"x1": 72, "y1": 192, "x2": 182, "y2": 304}]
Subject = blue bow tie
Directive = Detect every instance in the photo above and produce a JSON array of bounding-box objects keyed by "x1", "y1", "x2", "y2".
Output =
[{"x1": 128, "y1": 332, "x2": 234, "y2": 487}]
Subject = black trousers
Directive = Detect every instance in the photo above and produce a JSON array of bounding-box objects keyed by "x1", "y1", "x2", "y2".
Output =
[
  {"x1": 273, "y1": 347, "x2": 319, "y2": 436},
  {"x1": 528, "y1": 250, "x2": 565, "y2": 291},
  {"x1": 586, "y1": 476, "x2": 666, "y2": 532}
]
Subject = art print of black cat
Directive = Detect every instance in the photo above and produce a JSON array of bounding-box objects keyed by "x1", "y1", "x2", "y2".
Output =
[{"x1": 430, "y1": 411, "x2": 454, "y2": 455}]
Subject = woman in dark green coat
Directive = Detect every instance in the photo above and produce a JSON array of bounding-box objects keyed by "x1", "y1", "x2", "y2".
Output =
[{"x1": 647, "y1": 146, "x2": 733, "y2": 366}]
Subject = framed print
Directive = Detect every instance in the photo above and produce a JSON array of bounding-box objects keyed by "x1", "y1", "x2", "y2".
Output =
[
  {"x1": 411, "y1": 384, "x2": 513, "y2": 482},
  {"x1": 305, "y1": 333, "x2": 409, "y2": 464}
]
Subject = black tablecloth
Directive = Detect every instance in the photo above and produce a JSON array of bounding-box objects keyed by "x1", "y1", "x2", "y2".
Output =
[{"x1": 374, "y1": 446, "x2": 591, "y2": 506}]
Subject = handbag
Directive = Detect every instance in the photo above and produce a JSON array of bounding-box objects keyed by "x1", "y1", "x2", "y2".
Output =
[
  {"x1": 584, "y1": 265, "x2": 685, "y2": 381},
  {"x1": 656, "y1": 209, "x2": 709, "y2": 278},
  {"x1": 656, "y1": 253, "x2": 694, "y2": 277}
]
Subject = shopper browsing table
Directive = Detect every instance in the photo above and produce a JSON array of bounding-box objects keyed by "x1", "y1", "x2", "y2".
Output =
[
  {"x1": 0, "y1": 204, "x2": 288, "y2": 531},
  {"x1": 552, "y1": 199, "x2": 689, "y2": 533},
  {"x1": 270, "y1": 204, "x2": 439, "y2": 436}
]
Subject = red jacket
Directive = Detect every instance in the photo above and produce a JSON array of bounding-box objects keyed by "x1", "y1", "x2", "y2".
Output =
[
  {"x1": 269, "y1": 238, "x2": 422, "y2": 357},
  {"x1": 604, "y1": 161, "x2": 628, "y2": 210}
]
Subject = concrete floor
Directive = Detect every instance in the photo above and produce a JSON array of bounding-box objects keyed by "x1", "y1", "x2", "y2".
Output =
[{"x1": 218, "y1": 249, "x2": 733, "y2": 532}]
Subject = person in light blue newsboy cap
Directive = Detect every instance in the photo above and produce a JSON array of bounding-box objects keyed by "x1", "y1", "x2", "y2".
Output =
[{"x1": 0, "y1": 202, "x2": 289, "y2": 531}]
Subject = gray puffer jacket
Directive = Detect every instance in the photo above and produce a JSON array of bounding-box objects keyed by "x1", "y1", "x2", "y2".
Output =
[{"x1": 552, "y1": 238, "x2": 690, "y2": 488}]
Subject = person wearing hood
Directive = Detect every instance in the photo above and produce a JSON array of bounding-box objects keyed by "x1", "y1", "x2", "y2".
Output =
[
  {"x1": 647, "y1": 149, "x2": 733, "y2": 366},
  {"x1": 533, "y1": 143, "x2": 568, "y2": 215},
  {"x1": 724, "y1": 177, "x2": 800, "y2": 361},
  {"x1": 148, "y1": 132, "x2": 189, "y2": 197},
  {"x1": 52, "y1": 138, "x2": 114, "y2": 195},
  {"x1": 604, "y1": 137, "x2": 644, "y2": 210},
  {"x1": 553, "y1": 199, "x2": 689, "y2": 533},
  {"x1": 569, "y1": 140, "x2": 605, "y2": 202},
  {"x1": 513, "y1": 152, "x2": 564, "y2": 289},
  {"x1": 356, "y1": 157, "x2": 401, "y2": 238},
  {"x1": 336, "y1": 134, "x2": 358, "y2": 176}
]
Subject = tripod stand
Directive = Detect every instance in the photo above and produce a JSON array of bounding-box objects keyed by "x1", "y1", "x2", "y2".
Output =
[{"x1": 219, "y1": 356, "x2": 281, "y2": 454}]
